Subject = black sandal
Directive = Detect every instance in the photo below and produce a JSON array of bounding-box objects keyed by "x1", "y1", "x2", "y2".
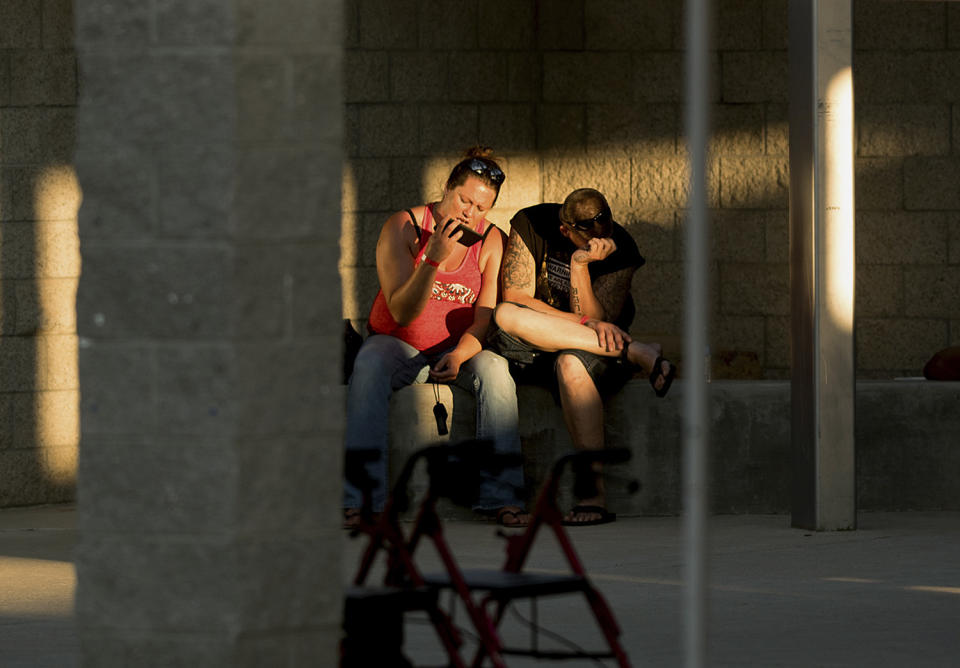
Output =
[{"x1": 649, "y1": 356, "x2": 676, "y2": 398}]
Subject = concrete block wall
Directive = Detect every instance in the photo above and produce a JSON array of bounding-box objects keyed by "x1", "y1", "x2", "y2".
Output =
[
  {"x1": 73, "y1": 0, "x2": 344, "y2": 665},
  {"x1": 0, "y1": 0, "x2": 80, "y2": 506},
  {"x1": 342, "y1": 0, "x2": 960, "y2": 380}
]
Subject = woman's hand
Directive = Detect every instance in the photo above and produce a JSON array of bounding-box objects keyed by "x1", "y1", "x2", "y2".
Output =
[
  {"x1": 423, "y1": 217, "x2": 463, "y2": 265},
  {"x1": 429, "y1": 350, "x2": 464, "y2": 383},
  {"x1": 583, "y1": 318, "x2": 631, "y2": 353},
  {"x1": 571, "y1": 237, "x2": 617, "y2": 266}
]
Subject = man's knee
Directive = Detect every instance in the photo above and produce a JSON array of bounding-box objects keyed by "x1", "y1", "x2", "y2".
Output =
[
  {"x1": 492, "y1": 302, "x2": 522, "y2": 332},
  {"x1": 554, "y1": 351, "x2": 590, "y2": 382}
]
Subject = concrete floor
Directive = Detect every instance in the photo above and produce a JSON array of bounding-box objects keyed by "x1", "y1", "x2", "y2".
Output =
[{"x1": 3, "y1": 505, "x2": 960, "y2": 666}]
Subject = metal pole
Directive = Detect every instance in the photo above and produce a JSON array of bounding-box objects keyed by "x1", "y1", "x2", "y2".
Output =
[{"x1": 683, "y1": 1, "x2": 710, "y2": 666}]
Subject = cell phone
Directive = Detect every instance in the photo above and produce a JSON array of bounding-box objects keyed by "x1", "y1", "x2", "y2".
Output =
[{"x1": 453, "y1": 223, "x2": 483, "y2": 247}]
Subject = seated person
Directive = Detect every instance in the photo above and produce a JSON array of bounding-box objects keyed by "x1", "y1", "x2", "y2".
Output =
[
  {"x1": 343, "y1": 148, "x2": 527, "y2": 529},
  {"x1": 488, "y1": 188, "x2": 675, "y2": 526}
]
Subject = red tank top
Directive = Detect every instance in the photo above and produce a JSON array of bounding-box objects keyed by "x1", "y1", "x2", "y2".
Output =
[{"x1": 367, "y1": 205, "x2": 487, "y2": 355}]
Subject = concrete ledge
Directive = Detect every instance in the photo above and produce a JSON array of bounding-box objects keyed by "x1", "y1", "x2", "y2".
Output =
[{"x1": 388, "y1": 380, "x2": 960, "y2": 516}]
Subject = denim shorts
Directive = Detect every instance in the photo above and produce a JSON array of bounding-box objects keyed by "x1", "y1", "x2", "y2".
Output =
[{"x1": 485, "y1": 314, "x2": 635, "y2": 399}]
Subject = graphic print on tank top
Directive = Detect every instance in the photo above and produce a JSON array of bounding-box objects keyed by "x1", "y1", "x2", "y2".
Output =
[{"x1": 537, "y1": 246, "x2": 573, "y2": 311}]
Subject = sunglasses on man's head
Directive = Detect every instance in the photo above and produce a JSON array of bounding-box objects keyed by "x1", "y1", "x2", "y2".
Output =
[
  {"x1": 564, "y1": 208, "x2": 611, "y2": 232},
  {"x1": 467, "y1": 158, "x2": 505, "y2": 185}
]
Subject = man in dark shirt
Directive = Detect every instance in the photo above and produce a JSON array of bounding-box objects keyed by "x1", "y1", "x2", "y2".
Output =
[{"x1": 488, "y1": 188, "x2": 676, "y2": 525}]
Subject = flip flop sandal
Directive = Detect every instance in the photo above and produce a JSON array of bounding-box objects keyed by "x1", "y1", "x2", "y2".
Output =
[
  {"x1": 649, "y1": 355, "x2": 677, "y2": 398},
  {"x1": 495, "y1": 506, "x2": 530, "y2": 528},
  {"x1": 561, "y1": 504, "x2": 616, "y2": 526}
]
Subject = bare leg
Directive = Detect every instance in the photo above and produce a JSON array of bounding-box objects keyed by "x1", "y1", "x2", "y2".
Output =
[
  {"x1": 554, "y1": 353, "x2": 607, "y2": 524},
  {"x1": 496, "y1": 303, "x2": 673, "y2": 392}
]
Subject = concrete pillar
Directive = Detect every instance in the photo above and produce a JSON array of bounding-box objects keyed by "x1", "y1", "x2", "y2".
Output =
[
  {"x1": 788, "y1": 1, "x2": 856, "y2": 531},
  {"x1": 73, "y1": 1, "x2": 344, "y2": 664}
]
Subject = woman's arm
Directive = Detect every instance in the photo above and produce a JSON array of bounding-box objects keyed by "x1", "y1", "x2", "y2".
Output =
[{"x1": 377, "y1": 209, "x2": 460, "y2": 327}]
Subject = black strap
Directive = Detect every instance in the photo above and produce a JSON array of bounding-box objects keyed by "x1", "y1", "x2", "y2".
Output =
[
  {"x1": 405, "y1": 208, "x2": 421, "y2": 243},
  {"x1": 481, "y1": 223, "x2": 495, "y2": 242}
]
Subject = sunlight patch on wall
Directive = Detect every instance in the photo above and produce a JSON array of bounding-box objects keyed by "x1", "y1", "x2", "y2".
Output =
[{"x1": 32, "y1": 164, "x2": 82, "y2": 487}]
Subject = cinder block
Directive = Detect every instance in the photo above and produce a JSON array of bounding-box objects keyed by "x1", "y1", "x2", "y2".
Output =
[
  {"x1": 631, "y1": 51, "x2": 685, "y2": 103},
  {"x1": 235, "y1": 0, "x2": 340, "y2": 47},
  {"x1": 155, "y1": 0, "x2": 235, "y2": 45},
  {"x1": 0, "y1": 53, "x2": 8, "y2": 105},
  {"x1": 585, "y1": 0, "x2": 675, "y2": 50},
  {"x1": 856, "y1": 210, "x2": 949, "y2": 265},
  {"x1": 235, "y1": 629, "x2": 340, "y2": 668},
  {"x1": 157, "y1": 143, "x2": 233, "y2": 239},
  {"x1": 905, "y1": 157, "x2": 960, "y2": 210},
  {"x1": 542, "y1": 52, "x2": 631, "y2": 103},
  {"x1": 711, "y1": 104, "x2": 764, "y2": 157},
  {"x1": 715, "y1": 0, "x2": 762, "y2": 51},
  {"x1": 0, "y1": 448, "x2": 73, "y2": 506},
  {"x1": 951, "y1": 4, "x2": 960, "y2": 49},
  {"x1": 710, "y1": 209, "x2": 769, "y2": 262},
  {"x1": 0, "y1": 107, "x2": 75, "y2": 164},
  {"x1": 478, "y1": 104, "x2": 535, "y2": 152},
  {"x1": 720, "y1": 156, "x2": 789, "y2": 209},
  {"x1": 78, "y1": 52, "x2": 234, "y2": 144},
  {"x1": 0, "y1": 0, "x2": 41, "y2": 48},
  {"x1": 586, "y1": 103, "x2": 677, "y2": 159},
  {"x1": 15, "y1": 389, "x2": 79, "y2": 447},
  {"x1": 541, "y1": 153, "x2": 631, "y2": 216},
  {"x1": 904, "y1": 266, "x2": 960, "y2": 318},
  {"x1": 856, "y1": 317, "x2": 946, "y2": 374},
  {"x1": 233, "y1": 145, "x2": 340, "y2": 240},
  {"x1": 0, "y1": 333, "x2": 76, "y2": 392},
  {"x1": 720, "y1": 262, "x2": 789, "y2": 316},
  {"x1": 13, "y1": 277, "x2": 78, "y2": 334},
  {"x1": 78, "y1": 343, "x2": 156, "y2": 434},
  {"x1": 633, "y1": 260, "x2": 684, "y2": 315},
  {"x1": 75, "y1": 144, "x2": 156, "y2": 240},
  {"x1": 389, "y1": 52, "x2": 446, "y2": 101},
  {"x1": 288, "y1": 243, "x2": 342, "y2": 336},
  {"x1": 0, "y1": 221, "x2": 79, "y2": 278},
  {"x1": 722, "y1": 51, "x2": 788, "y2": 103},
  {"x1": 77, "y1": 246, "x2": 232, "y2": 339},
  {"x1": 342, "y1": 158, "x2": 391, "y2": 213},
  {"x1": 506, "y1": 52, "x2": 541, "y2": 102},
  {"x1": 234, "y1": 342, "x2": 332, "y2": 438},
  {"x1": 479, "y1": 0, "x2": 534, "y2": 49},
  {"x1": 344, "y1": 50, "x2": 388, "y2": 103},
  {"x1": 489, "y1": 153, "x2": 540, "y2": 224},
  {"x1": 713, "y1": 314, "x2": 765, "y2": 359},
  {"x1": 855, "y1": 51, "x2": 960, "y2": 104},
  {"x1": 78, "y1": 632, "x2": 235, "y2": 668},
  {"x1": 236, "y1": 432, "x2": 343, "y2": 533},
  {"x1": 855, "y1": 157, "x2": 904, "y2": 210},
  {"x1": 9, "y1": 50, "x2": 76, "y2": 106},
  {"x1": 291, "y1": 55, "x2": 342, "y2": 142},
  {"x1": 340, "y1": 265, "x2": 379, "y2": 322},
  {"x1": 359, "y1": 0, "x2": 419, "y2": 49},
  {"x1": 344, "y1": 0, "x2": 359, "y2": 48},
  {"x1": 42, "y1": 0, "x2": 75, "y2": 48},
  {"x1": 621, "y1": 210, "x2": 675, "y2": 262},
  {"x1": 78, "y1": 435, "x2": 236, "y2": 533},
  {"x1": 856, "y1": 265, "x2": 904, "y2": 318},
  {"x1": 537, "y1": 104, "x2": 586, "y2": 155},
  {"x1": 345, "y1": 103, "x2": 418, "y2": 157},
  {"x1": 765, "y1": 103, "x2": 788, "y2": 156},
  {"x1": 855, "y1": 0, "x2": 945, "y2": 51},
  {"x1": 74, "y1": 0, "x2": 149, "y2": 45},
  {"x1": 536, "y1": 0, "x2": 584, "y2": 50},
  {"x1": 764, "y1": 210, "x2": 788, "y2": 262},
  {"x1": 447, "y1": 52, "x2": 509, "y2": 102},
  {"x1": 235, "y1": 56, "x2": 290, "y2": 143},
  {"x1": 761, "y1": 0, "x2": 788, "y2": 50},
  {"x1": 764, "y1": 315, "x2": 789, "y2": 371},
  {"x1": 419, "y1": 104, "x2": 479, "y2": 154},
  {"x1": 950, "y1": 216, "x2": 960, "y2": 265},
  {"x1": 634, "y1": 154, "x2": 720, "y2": 209},
  {"x1": 155, "y1": 345, "x2": 236, "y2": 436},
  {"x1": 857, "y1": 104, "x2": 950, "y2": 157}
]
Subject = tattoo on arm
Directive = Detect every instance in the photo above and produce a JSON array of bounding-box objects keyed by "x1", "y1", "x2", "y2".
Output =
[
  {"x1": 593, "y1": 269, "x2": 634, "y2": 321},
  {"x1": 501, "y1": 229, "x2": 535, "y2": 290},
  {"x1": 571, "y1": 286, "x2": 581, "y2": 314}
]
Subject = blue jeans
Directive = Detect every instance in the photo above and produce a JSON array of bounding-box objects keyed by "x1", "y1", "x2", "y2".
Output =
[{"x1": 343, "y1": 334, "x2": 524, "y2": 512}]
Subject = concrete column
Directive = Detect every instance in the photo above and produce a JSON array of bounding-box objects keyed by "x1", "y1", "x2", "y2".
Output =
[
  {"x1": 74, "y1": 1, "x2": 344, "y2": 664},
  {"x1": 788, "y1": 1, "x2": 856, "y2": 531}
]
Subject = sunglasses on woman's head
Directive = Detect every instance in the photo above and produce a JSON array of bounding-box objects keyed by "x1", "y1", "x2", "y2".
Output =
[
  {"x1": 564, "y1": 208, "x2": 611, "y2": 232},
  {"x1": 467, "y1": 158, "x2": 505, "y2": 185}
]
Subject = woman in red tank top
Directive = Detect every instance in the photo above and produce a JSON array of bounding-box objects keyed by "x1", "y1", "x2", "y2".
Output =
[{"x1": 343, "y1": 149, "x2": 528, "y2": 529}]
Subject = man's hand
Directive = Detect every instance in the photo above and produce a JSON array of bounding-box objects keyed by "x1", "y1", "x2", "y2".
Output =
[
  {"x1": 571, "y1": 237, "x2": 617, "y2": 266},
  {"x1": 583, "y1": 318, "x2": 631, "y2": 353},
  {"x1": 429, "y1": 350, "x2": 464, "y2": 383}
]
